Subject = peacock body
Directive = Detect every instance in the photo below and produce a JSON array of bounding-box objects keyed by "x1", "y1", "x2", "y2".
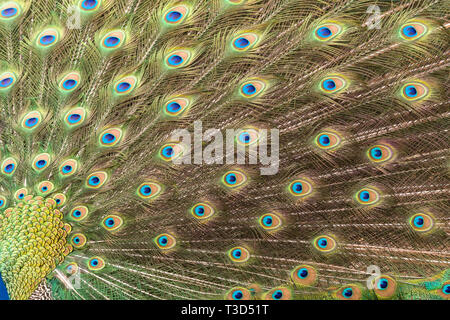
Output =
[{"x1": 0, "y1": 0, "x2": 448, "y2": 301}]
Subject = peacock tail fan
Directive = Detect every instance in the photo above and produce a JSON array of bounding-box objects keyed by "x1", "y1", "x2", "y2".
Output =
[{"x1": 0, "y1": 0, "x2": 448, "y2": 300}]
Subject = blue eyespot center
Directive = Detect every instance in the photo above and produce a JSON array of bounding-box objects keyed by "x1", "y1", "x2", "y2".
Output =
[
  {"x1": 140, "y1": 185, "x2": 152, "y2": 196},
  {"x1": 319, "y1": 135, "x2": 330, "y2": 146},
  {"x1": 1, "y1": 7, "x2": 17, "y2": 17},
  {"x1": 82, "y1": 0, "x2": 98, "y2": 10},
  {"x1": 68, "y1": 114, "x2": 82, "y2": 123},
  {"x1": 234, "y1": 37, "x2": 250, "y2": 48},
  {"x1": 36, "y1": 160, "x2": 47, "y2": 168},
  {"x1": 74, "y1": 237, "x2": 80, "y2": 243},
  {"x1": 159, "y1": 236, "x2": 168, "y2": 246},
  {"x1": 292, "y1": 182, "x2": 303, "y2": 193},
  {"x1": 166, "y1": 11, "x2": 182, "y2": 22},
  {"x1": 443, "y1": 284, "x2": 450, "y2": 294},
  {"x1": 106, "y1": 218, "x2": 115, "y2": 226},
  {"x1": 263, "y1": 216, "x2": 272, "y2": 226},
  {"x1": 371, "y1": 147, "x2": 382, "y2": 159},
  {"x1": 0, "y1": 77, "x2": 13, "y2": 87},
  {"x1": 272, "y1": 290, "x2": 283, "y2": 300},
  {"x1": 404, "y1": 85, "x2": 417, "y2": 97},
  {"x1": 162, "y1": 146, "x2": 174, "y2": 157},
  {"x1": 74, "y1": 210, "x2": 81, "y2": 217},
  {"x1": 42, "y1": 186, "x2": 48, "y2": 191},
  {"x1": 4, "y1": 164, "x2": 14, "y2": 173},
  {"x1": 102, "y1": 133, "x2": 116, "y2": 144},
  {"x1": 25, "y1": 117, "x2": 38, "y2": 127},
  {"x1": 18, "y1": 193, "x2": 24, "y2": 199},
  {"x1": 317, "y1": 26, "x2": 332, "y2": 38},
  {"x1": 91, "y1": 259, "x2": 99, "y2": 266},
  {"x1": 377, "y1": 278, "x2": 388, "y2": 290},
  {"x1": 318, "y1": 238, "x2": 328, "y2": 248},
  {"x1": 167, "y1": 102, "x2": 181, "y2": 113},
  {"x1": 413, "y1": 216, "x2": 424, "y2": 227},
  {"x1": 168, "y1": 54, "x2": 183, "y2": 66},
  {"x1": 242, "y1": 84, "x2": 256, "y2": 95},
  {"x1": 104, "y1": 36, "x2": 120, "y2": 47},
  {"x1": 195, "y1": 206, "x2": 205, "y2": 216},
  {"x1": 63, "y1": 79, "x2": 77, "y2": 90},
  {"x1": 232, "y1": 249, "x2": 241, "y2": 258},
  {"x1": 323, "y1": 79, "x2": 336, "y2": 90},
  {"x1": 403, "y1": 26, "x2": 417, "y2": 37},
  {"x1": 89, "y1": 176, "x2": 100, "y2": 186},
  {"x1": 63, "y1": 165, "x2": 73, "y2": 173},
  {"x1": 239, "y1": 132, "x2": 250, "y2": 143},
  {"x1": 56, "y1": 198, "x2": 61, "y2": 204},
  {"x1": 117, "y1": 82, "x2": 131, "y2": 93},
  {"x1": 226, "y1": 173, "x2": 237, "y2": 184},
  {"x1": 40, "y1": 35, "x2": 55, "y2": 45},
  {"x1": 298, "y1": 268, "x2": 308, "y2": 279},
  {"x1": 343, "y1": 288, "x2": 353, "y2": 298},
  {"x1": 359, "y1": 191, "x2": 370, "y2": 201},
  {"x1": 232, "y1": 290, "x2": 243, "y2": 300},
  {"x1": 0, "y1": 200, "x2": 4, "y2": 206}
]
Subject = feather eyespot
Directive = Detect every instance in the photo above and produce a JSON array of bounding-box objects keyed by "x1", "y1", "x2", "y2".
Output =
[
  {"x1": 400, "y1": 22, "x2": 428, "y2": 41},
  {"x1": 165, "y1": 49, "x2": 191, "y2": 68},
  {"x1": 320, "y1": 76, "x2": 347, "y2": 94},
  {"x1": 314, "y1": 23, "x2": 342, "y2": 41},
  {"x1": 59, "y1": 72, "x2": 81, "y2": 92},
  {"x1": 100, "y1": 30, "x2": 125, "y2": 51},
  {"x1": 66, "y1": 262, "x2": 79, "y2": 275},
  {"x1": 228, "y1": 246, "x2": 250, "y2": 263},
  {"x1": 159, "y1": 143, "x2": 184, "y2": 161},
  {"x1": 71, "y1": 233, "x2": 87, "y2": 248},
  {"x1": 258, "y1": 213, "x2": 282, "y2": 231},
  {"x1": 264, "y1": 287, "x2": 292, "y2": 300},
  {"x1": 409, "y1": 212, "x2": 434, "y2": 233},
  {"x1": 64, "y1": 107, "x2": 87, "y2": 128},
  {"x1": 335, "y1": 285, "x2": 362, "y2": 300},
  {"x1": 36, "y1": 28, "x2": 60, "y2": 48},
  {"x1": 0, "y1": 195, "x2": 7, "y2": 209},
  {"x1": 355, "y1": 187, "x2": 380, "y2": 206},
  {"x1": 88, "y1": 257, "x2": 105, "y2": 270},
  {"x1": 291, "y1": 265, "x2": 317, "y2": 286},
  {"x1": 315, "y1": 131, "x2": 341, "y2": 150},
  {"x1": 222, "y1": 170, "x2": 247, "y2": 188},
  {"x1": 53, "y1": 193, "x2": 67, "y2": 207},
  {"x1": 79, "y1": 0, "x2": 101, "y2": 11},
  {"x1": 37, "y1": 181, "x2": 54, "y2": 195},
  {"x1": 440, "y1": 283, "x2": 450, "y2": 299},
  {"x1": 85, "y1": 171, "x2": 108, "y2": 189},
  {"x1": 1, "y1": 157, "x2": 17, "y2": 176},
  {"x1": 236, "y1": 128, "x2": 259, "y2": 146},
  {"x1": 400, "y1": 82, "x2": 429, "y2": 101},
  {"x1": 373, "y1": 275, "x2": 397, "y2": 299},
  {"x1": 69, "y1": 206, "x2": 89, "y2": 221},
  {"x1": 59, "y1": 159, "x2": 78, "y2": 177},
  {"x1": 102, "y1": 214, "x2": 123, "y2": 232},
  {"x1": 137, "y1": 182, "x2": 162, "y2": 199},
  {"x1": 114, "y1": 76, "x2": 137, "y2": 95},
  {"x1": 14, "y1": 188, "x2": 27, "y2": 201},
  {"x1": 32, "y1": 153, "x2": 51, "y2": 171},
  {"x1": 367, "y1": 144, "x2": 394, "y2": 163},
  {"x1": 164, "y1": 97, "x2": 190, "y2": 116},
  {"x1": 164, "y1": 5, "x2": 188, "y2": 24},
  {"x1": 240, "y1": 79, "x2": 266, "y2": 98},
  {"x1": 0, "y1": 2, "x2": 21, "y2": 20},
  {"x1": 226, "y1": 287, "x2": 251, "y2": 300},
  {"x1": 191, "y1": 202, "x2": 215, "y2": 220},
  {"x1": 0, "y1": 71, "x2": 16, "y2": 91},
  {"x1": 155, "y1": 233, "x2": 176, "y2": 250},
  {"x1": 21, "y1": 111, "x2": 42, "y2": 131},
  {"x1": 99, "y1": 128, "x2": 123, "y2": 147},
  {"x1": 288, "y1": 179, "x2": 313, "y2": 197},
  {"x1": 313, "y1": 235, "x2": 337, "y2": 253},
  {"x1": 232, "y1": 33, "x2": 258, "y2": 51}
]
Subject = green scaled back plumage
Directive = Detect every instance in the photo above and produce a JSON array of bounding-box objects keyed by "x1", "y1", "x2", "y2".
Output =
[{"x1": 0, "y1": 0, "x2": 448, "y2": 300}]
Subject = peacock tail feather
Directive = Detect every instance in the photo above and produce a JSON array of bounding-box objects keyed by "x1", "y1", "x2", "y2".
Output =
[{"x1": 0, "y1": 0, "x2": 448, "y2": 300}]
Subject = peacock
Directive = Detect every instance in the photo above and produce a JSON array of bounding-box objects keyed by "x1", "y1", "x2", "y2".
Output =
[{"x1": 0, "y1": 0, "x2": 448, "y2": 301}]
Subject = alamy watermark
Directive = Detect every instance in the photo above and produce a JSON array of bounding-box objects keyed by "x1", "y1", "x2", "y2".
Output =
[{"x1": 168, "y1": 121, "x2": 279, "y2": 175}]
